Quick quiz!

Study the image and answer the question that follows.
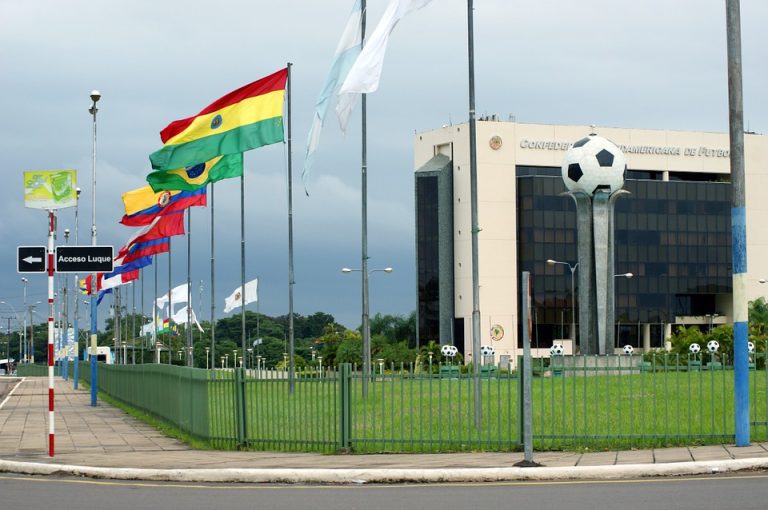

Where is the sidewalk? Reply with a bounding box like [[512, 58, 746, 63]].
[[1, 376, 768, 483]]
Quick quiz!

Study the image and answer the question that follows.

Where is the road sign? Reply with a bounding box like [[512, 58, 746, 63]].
[[55, 246, 114, 273], [17, 246, 46, 273]]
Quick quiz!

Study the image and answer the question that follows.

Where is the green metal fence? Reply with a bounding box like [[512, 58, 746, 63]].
[[39, 354, 768, 452]]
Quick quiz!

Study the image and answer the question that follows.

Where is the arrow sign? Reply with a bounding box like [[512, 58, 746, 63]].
[[17, 246, 46, 273]]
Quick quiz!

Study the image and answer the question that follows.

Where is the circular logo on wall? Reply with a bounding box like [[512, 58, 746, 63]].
[[489, 135, 502, 150], [490, 324, 504, 341]]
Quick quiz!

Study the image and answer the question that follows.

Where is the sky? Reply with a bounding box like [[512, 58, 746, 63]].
[[0, 0, 767, 331]]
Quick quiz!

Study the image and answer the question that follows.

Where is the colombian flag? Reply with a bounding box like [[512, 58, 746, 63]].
[[120, 186, 207, 226], [146, 154, 242, 192], [149, 68, 287, 171]]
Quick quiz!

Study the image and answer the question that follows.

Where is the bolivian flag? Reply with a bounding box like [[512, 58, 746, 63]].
[[146, 153, 242, 192], [149, 68, 287, 171]]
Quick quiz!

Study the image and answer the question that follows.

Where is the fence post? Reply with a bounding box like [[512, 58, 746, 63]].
[[339, 363, 351, 452], [234, 367, 246, 448]]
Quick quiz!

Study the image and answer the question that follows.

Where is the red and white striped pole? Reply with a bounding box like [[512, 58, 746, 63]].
[[47, 209, 55, 457]]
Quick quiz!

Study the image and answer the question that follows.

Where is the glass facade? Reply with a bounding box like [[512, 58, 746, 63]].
[[516, 166, 732, 348], [416, 175, 440, 343]]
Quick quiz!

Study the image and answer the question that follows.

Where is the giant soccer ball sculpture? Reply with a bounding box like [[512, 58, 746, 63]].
[[707, 340, 720, 353], [441, 345, 458, 358], [480, 345, 495, 357], [689, 343, 701, 354], [562, 136, 626, 196], [550, 344, 565, 356], [622, 344, 634, 355], [748, 341, 755, 354], [561, 133, 628, 356]]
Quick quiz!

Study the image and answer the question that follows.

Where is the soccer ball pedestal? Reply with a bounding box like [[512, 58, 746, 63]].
[[562, 134, 629, 355]]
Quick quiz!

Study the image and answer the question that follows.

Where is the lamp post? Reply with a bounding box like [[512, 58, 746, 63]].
[[73, 187, 81, 388], [89, 89, 101, 407], [205, 347, 210, 370], [705, 313, 719, 333], [342, 266, 393, 397], [547, 259, 578, 343]]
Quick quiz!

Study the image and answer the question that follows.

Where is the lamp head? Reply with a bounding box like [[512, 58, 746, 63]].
[[75, 187, 82, 197], [90, 90, 101, 103], [341, 268, 353, 273], [383, 267, 393, 273], [64, 228, 70, 236], [21, 277, 28, 283], [546, 259, 556, 265]]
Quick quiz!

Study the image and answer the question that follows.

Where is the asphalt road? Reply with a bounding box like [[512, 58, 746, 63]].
[[2, 472, 768, 510]]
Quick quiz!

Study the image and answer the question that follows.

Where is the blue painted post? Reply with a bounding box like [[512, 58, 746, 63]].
[[90, 298, 97, 406], [73, 316, 78, 389], [726, 0, 749, 446]]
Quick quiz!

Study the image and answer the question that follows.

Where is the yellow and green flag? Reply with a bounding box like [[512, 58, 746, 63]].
[[146, 153, 242, 192], [149, 68, 287, 171]]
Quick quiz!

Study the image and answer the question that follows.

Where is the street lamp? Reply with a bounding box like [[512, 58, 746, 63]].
[[547, 259, 578, 343], [205, 347, 210, 370], [89, 89, 101, 407], [1, 301, 22, 364], [342, 266, 393, 397]]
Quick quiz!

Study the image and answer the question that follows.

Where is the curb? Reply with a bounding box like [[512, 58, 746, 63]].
[[1, 458, 768, 484]]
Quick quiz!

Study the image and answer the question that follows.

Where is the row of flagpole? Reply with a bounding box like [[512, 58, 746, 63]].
[[78, 0, 439, 391]]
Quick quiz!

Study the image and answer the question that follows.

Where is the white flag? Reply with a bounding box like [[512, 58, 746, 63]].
[[171, 305, 204, 333], [224, 278, 258, 313], [337, 0, 433, 130], [304, 0, 363, 183], [156, 283, 189, 310]]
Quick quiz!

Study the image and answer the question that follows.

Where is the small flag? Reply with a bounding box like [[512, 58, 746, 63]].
[[121, 187, 206, 226], [223, 278, 258, 313], [156, 283, 190, 310], [338, 0, 433, 130], [146, 154, 243, 192], [149, 69, 288, 171], [304, 0, 362, 186], [171, 305, 205, 333], [124, 211, 185, 247], [120, 238, 170, 264]]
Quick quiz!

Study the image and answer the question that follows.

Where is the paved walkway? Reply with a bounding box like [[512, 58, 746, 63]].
[[1, 376, 768, 483]]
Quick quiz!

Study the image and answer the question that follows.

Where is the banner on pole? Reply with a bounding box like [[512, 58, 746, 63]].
[[23, 169, 77, 209]]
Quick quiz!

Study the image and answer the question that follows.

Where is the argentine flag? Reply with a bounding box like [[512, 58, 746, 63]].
[[302, 0, 363, 192]]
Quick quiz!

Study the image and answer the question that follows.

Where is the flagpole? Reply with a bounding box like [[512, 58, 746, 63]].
[[210, 182, 216, 369], [168, 239, 172, 365], [132, 278, 136, 364], [154, 254, 158, 362], [467, 0, 482, 429], [186, 207, 192, 367], [287, 62, 295, 393], [240, 164, 246, 369], [360, 0, 371, 399], [141, 267, 144, 363]]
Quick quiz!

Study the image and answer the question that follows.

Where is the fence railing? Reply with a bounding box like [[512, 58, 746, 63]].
[[19, 354, 768, 452]]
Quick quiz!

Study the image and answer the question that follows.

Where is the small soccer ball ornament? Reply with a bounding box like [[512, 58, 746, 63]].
[[550, 344, 564, 356], [480, 345, 495, 357], [707, 340, 720, 353], [561, 134, 626, 196], [441, 345, 458, 358], [689, 343, 701, 354], [622, 344, 634, 355]]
